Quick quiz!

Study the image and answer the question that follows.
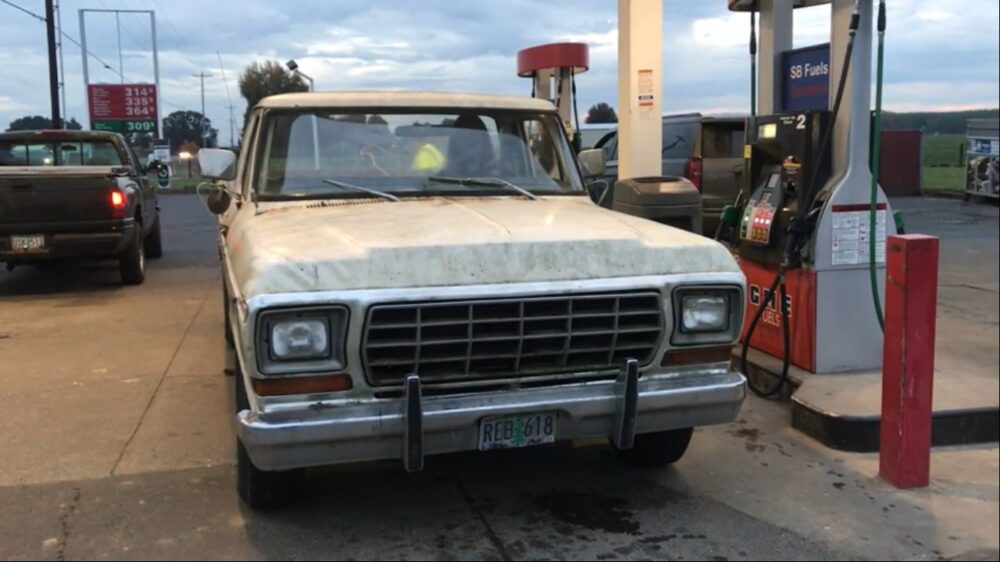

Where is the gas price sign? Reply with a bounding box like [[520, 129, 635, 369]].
[[88, 84, 158, 135]]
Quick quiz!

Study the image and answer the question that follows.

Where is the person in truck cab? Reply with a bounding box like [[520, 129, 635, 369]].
[[409, 137, 445, 173], [85, 142, 119, 166], [442, 113, 498, 177]]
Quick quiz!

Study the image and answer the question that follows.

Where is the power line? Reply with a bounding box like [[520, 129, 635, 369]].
[[2, 0, 123, 79], [97, 0, 150, 64], [3, 0, 185, 118], [0, 0, 33, 19], [146, 0, 201, 70]]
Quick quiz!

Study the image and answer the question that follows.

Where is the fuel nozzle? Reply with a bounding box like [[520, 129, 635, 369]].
[[783, 206, 823, 267], [781, 155, 802, 195]]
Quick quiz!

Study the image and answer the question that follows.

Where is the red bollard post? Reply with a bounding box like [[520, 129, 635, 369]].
[[879, 234, 939, 489]]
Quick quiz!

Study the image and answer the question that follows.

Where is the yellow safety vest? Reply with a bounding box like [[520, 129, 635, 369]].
[[411, 143, 445, 171]]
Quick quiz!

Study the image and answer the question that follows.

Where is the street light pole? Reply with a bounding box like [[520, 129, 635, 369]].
[[286, 60, 318, 168], [297, 71, 315, 92], [299, 71, 318, 168]]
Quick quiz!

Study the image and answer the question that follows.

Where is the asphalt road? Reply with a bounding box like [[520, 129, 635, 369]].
[[0, 194, 996, 561]]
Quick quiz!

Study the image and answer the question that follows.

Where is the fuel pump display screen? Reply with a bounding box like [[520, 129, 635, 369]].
[[740, 173, 781, 245], [758, 123, 778, 139], [746, 204, 777, 243]]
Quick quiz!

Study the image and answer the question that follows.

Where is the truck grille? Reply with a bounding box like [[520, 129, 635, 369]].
[[362, 291, 664, 386]]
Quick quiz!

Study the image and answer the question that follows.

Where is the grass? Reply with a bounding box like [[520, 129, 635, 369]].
[[163, 177, 204, 193], [921, 133, 966, 192]]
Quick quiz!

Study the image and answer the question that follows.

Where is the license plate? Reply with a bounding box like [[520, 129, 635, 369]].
[[479, 412, 557, 451], [11, 235, 45, 253]]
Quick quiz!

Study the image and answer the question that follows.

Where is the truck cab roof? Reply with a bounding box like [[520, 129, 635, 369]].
[[256, 91, 556, 112], [0, 130, 124, 142]]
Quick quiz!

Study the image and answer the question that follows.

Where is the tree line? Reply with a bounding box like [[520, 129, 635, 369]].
[[880, 108, 999, 134], [5, 68, 995, 149], [581, 103, 999, 135]]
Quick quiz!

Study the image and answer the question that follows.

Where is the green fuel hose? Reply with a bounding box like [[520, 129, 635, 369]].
[[869, 0, 886, 331]]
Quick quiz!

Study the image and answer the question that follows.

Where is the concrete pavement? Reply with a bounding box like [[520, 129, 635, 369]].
[[0, 194, 996, 561]]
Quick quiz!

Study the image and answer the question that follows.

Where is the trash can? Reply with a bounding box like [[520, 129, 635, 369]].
[[612, 176, 703, 234]]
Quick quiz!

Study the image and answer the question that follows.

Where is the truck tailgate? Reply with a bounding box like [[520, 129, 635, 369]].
[[0, 167, 118, 230]]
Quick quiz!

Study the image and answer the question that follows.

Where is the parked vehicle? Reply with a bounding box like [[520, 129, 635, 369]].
[[578, 123, 617, 150], [202, 91, 747, 509], [594, 113, 747, 235], [0, 130, 164, 284]]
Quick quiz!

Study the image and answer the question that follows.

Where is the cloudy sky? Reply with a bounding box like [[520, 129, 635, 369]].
[[0, 0, 997, 141]]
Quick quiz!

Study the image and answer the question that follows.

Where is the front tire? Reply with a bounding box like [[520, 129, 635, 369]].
[[234, 362, 298, 509], [615, 428, 694, 467], [119, 227, 146, 285]]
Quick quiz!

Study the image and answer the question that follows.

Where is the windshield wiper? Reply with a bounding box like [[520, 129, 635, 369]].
[[426, 176, 538, 201], [322, 179, 400, 202]]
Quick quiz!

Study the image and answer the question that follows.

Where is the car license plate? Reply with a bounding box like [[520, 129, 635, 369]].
[[11, 235, 45, 253], [479, 412, 557, 451]]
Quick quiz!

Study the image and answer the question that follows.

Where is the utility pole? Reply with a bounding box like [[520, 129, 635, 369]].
[[192, 71, 212, 141], [216, 51, 236, 147], [44, 0, 62, 129], [55, 0, 66, 122]]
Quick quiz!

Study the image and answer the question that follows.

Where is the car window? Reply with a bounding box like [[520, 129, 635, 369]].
[[702, 123, 745, 158], [0, 142, 29, 166], [0, 140, 123, 166], [596, 132, 618, 162], [254, 110, 584, 199], [239, 111, 262, 193], [662, 121, 697, 159], [579, 127, 614, 150]]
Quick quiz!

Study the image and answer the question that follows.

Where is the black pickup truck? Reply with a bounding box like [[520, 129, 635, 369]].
[[0, 130, 163, 285]]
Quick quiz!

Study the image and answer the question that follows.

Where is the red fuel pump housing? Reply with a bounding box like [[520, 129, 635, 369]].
[[739, 259, 817, 371]]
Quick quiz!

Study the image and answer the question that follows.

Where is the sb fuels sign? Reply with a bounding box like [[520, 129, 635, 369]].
[[782, 43, 830, 112], [87, 84, 158, 135]]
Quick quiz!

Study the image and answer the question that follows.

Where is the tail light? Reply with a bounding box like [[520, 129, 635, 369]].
[[685, 157, 703, 192], [109, 187, 127, 219]]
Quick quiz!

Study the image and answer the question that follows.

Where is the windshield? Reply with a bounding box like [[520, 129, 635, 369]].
[[0, 140, 124, 167], [253, 110, 585, 199]]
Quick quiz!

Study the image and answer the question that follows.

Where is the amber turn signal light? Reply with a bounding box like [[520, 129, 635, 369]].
[[661, 346, 733, 367]]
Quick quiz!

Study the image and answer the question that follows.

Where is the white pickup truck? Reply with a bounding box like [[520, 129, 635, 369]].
[[200, 91, 747, 508]]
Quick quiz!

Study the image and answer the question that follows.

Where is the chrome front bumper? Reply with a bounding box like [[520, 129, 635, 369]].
[[237, 369, 747, 472]]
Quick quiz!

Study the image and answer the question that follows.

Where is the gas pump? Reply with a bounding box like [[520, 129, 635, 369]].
[[724, 0, 895, 394], [738, 111, 831, 268], [516, 42, 589, 150]]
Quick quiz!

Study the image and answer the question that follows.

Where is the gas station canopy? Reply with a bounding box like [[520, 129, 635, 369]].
[[727, 0, 831, 11], [516, 43, 589, 77]]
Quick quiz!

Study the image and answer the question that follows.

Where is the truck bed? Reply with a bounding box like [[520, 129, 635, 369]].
[[0, 166, 121, 230]]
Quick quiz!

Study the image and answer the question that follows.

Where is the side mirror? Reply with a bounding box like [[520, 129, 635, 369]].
[[579, 148, 606, 179], [145, 160, 166, 174], [198, 148, 237, 181], [206, 188, 232, 215]]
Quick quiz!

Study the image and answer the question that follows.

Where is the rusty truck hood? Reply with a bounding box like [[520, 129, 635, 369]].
[[227, 196, 739, 299]]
